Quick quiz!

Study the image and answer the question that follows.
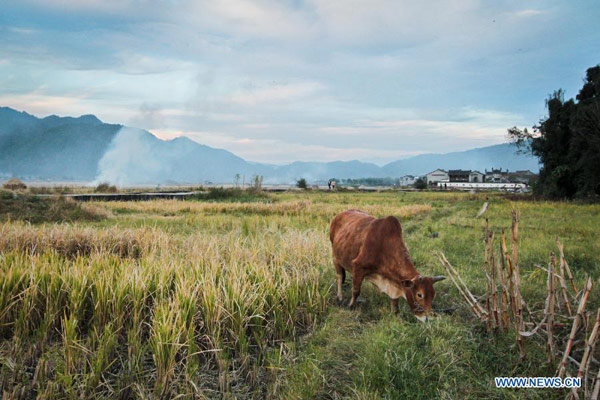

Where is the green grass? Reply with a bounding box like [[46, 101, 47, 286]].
[[0, 190, 109, 223], [189, 187, 273, 203], [0, 191, 598, 399]]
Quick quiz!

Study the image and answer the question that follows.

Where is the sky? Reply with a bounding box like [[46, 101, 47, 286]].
[[1, 1, 599, 165]]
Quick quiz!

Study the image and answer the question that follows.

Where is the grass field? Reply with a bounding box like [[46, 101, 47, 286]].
[[0, 191, 599, 399]]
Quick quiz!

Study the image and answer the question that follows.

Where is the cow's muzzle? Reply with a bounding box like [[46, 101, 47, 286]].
[[415, 314, 429, 322]]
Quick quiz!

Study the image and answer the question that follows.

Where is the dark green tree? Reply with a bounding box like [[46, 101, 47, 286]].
[[296, 178, 307, 189], [571, 66, 600, 196], [414, 177, 427, 190], [509, 65, 600, 198]]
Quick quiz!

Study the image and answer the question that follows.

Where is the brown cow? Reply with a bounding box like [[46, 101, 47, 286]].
[[330, 210, 445, 322]]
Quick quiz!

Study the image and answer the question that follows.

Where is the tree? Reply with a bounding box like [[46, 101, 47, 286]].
[[509, 65, 600, 198], [296, 178, 307, 189], [414, 177, 427, 190], [251, 175, 263, 192]]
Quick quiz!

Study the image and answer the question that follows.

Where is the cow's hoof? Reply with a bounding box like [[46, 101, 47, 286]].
[[336, 298, 344, 306], [355, 297, 366, 304]]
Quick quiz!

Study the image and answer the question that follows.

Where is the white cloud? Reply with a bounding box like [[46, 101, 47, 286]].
[[229, 82, 324, 105], [514, 9, 544, 18], [153, 128, 417, 164], [4, 0, 596, 165]]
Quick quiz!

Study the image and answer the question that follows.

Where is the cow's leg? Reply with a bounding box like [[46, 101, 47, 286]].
[[391, 298, 399, 314], [334, 262, 345, 303], [348, 272, 364, 308]]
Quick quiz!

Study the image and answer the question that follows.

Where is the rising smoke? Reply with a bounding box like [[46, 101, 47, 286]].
[[94, 127, 166, 186]]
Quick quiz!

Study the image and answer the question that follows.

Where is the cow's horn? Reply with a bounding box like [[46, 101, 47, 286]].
[[432, 275, 446, 283]]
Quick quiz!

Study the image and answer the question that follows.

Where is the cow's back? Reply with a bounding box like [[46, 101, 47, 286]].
[[330, 210, 375, 272]]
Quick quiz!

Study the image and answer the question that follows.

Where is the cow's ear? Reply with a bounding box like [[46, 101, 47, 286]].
[[402, 279, 414, 288]]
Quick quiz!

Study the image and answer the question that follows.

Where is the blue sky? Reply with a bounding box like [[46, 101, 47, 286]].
[[1, 1, 598, 164]]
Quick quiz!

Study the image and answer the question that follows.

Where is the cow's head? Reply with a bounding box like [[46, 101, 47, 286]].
[[402, 275, 446, 322]]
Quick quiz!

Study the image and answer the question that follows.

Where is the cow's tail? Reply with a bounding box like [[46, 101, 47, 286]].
[[341, 268, 346, 284]]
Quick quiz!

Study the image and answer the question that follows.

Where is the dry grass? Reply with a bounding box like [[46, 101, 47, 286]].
[[100, 199, 432, 220], [0, 223, 330, 398]]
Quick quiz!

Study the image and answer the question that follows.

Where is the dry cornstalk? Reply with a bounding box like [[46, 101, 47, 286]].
[[438, 252, 487, 319], [592, 367, 600, 400], [557, 237, 578, 294], [573, 308, 600, 399], [440, 252, 486, 314], [546, 252, 555, 364], [502, 232, 516, 318], [557, 277, 593, 378], [497, 239, 510, 329], [554, 249, 573, 316], [578, 309, 600, 380], [511, 210, 526, 360], [489, 232, 500, 331], [484, 219, 492, 331], [476, 201, 489, 218], [565, 372, 581, 400]]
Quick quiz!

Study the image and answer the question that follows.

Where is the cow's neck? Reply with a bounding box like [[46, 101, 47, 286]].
[[390, 245, 419, 280]]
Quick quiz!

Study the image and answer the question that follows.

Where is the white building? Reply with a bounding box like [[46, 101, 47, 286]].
[[469, 171, 485, 183], [485, 168, 509, 183], [426, 169, 449, 185], [437, 182, 528, 192]]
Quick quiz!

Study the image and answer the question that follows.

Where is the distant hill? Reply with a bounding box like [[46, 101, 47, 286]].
[[0, 107, 539, 185], [0, 107, 121, 180], [382, 143, 539, 176]]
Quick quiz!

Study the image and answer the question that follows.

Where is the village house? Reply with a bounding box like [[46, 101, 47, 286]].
[[469, 170, 485, 183], [427, 167, 537, 188], [448, 170, 486, 183], [485, 168, 509, 183], [448, 170, 470, 182], [426, 169, 449, 185]]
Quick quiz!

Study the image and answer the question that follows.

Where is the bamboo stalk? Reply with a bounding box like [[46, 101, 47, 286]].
[[546, 252, 555, 364], [557, 237, 578, 294], [557, 277, 593, 378]]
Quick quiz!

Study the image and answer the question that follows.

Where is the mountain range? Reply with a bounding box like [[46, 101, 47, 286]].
[[0, 107, 539, 185]]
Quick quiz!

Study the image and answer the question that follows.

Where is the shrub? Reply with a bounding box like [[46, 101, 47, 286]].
[[29, 186, 74, 194], [2, 178, 27, 191], [414, 177, 427, 190], [297, 178, 308, 189], [95, 182, 117, 193], [190, 187, 271, 203], [0, 191, 109, 223]]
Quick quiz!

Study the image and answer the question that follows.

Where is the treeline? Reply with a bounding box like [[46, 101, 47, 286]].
[[339, 177, 401, 186], [510, 65, 600, 198]]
